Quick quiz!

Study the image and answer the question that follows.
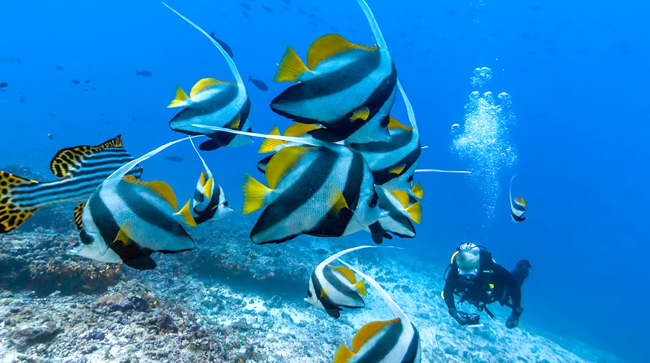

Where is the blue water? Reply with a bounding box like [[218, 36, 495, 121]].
[[1, 0, 648, 361]]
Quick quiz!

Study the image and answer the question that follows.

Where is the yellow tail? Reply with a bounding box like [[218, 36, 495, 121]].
[[0, 171, 40, 233], [242, 174, 271, 215]]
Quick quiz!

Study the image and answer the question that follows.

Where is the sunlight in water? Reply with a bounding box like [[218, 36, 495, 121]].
[[452, 68, 517, 217]]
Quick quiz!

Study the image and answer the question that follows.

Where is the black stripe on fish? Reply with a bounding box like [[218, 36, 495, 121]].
[[351, 130, 421, 185], [321, 266, 363, 308], [251, 148, 337, 244], [357, 321, 420, 362], [87, 184, 121, 250], [511, 211, 526, 222]]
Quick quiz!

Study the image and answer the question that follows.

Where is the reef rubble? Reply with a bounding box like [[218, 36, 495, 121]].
[[0, 217, 624, 363]]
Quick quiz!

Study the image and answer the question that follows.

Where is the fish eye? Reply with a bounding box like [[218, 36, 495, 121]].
[[379, 116, 389, 128], [223, 201, 229, 207], [368, 192, 379, 208], [307, 290, 312, 298]]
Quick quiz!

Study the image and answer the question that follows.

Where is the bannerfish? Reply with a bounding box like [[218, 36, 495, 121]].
[[242, 144, 383, 244], [164, 3, 253, 151], [0, 82, 8, 88], [509, 175, 526, 222], [334, 260, 421, 363], [372, 186, 420, 243], [0, 136, 142, 234], [188, 138, 231, 224], [164, 155, 184, 163], [306, 246, 376, 318], [248, 75, 269, 91], [72, 79, 80, 85], [73, 137, 197, 270], [136, 70, 153, 77], [270, 0, 397, 143], [209, 32, 234, 58], [256, 123, 321, 172]]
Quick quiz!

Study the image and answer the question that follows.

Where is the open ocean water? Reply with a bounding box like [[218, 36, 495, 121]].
[[0, 0, 648, 362]]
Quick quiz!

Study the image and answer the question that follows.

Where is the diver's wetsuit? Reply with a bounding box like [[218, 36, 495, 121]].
[[444, 250, 529, 327]]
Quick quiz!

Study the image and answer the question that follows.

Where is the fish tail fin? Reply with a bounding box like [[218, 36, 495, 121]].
[[355, 280, 367, 297], [168, 85, 190, 108], [242, 174, 271, 215], [175, 199, 198, 227], [333, 344, 355, 363], [411, 182, 424, 199], [273, 46, 310, 83], [258, 126, 286, 153], [356, 0, 389, 51], [406, 202, 421, 224], [0, 171, 41, 233], [162, 3, 244, 85]]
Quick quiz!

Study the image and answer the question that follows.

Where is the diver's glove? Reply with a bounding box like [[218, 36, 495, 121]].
[[505, 307, 524, 329], [449, 308, 480, 326]]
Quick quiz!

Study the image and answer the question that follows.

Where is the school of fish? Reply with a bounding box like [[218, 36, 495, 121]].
[[0, 1, 527, 362]]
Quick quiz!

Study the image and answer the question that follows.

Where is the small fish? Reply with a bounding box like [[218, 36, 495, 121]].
[[0, 136, 142, 233], [164, 4, 253, 151], [271, 0, 396, 143], [188, 138, 231, 224], [248, 75, 269, 91], [85, 80, 91, 84], [18, 93, 24, 103], [130, 116, 137, 122], [334, 260, 421, 363], [0, 82, 8, 88], [306, 246, 374, 318], [164, 155, 184, 163], [47, 133, 54, 140], [242, 144, 382, 244], [262, 5, 273, 13], [72, 79, 80, 85], [209, 32, 234, 58], [136, 70, 153, 77], [0, 56, 21, 64], [241, 2, 252, 11], [282, 0, 291, 4], [73, 138, 196, 270], [55, 65, 63, 71], [373, 186, 421, 243], [509, 175, 526, 222], [242, 11, 250, 18], [47, 111, 56, 118]]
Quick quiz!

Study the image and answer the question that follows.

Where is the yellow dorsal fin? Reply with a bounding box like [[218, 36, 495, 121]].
[[177, 199, 197, 227], [167, 85, 189, 108], [389, 164, 406, 175], [199, 172, 206, 186], [306, 34, 377, 70], [328, 186, 349, 217], [328, 265, 356, 284], [412, 182, 424, 199], [204, 177, 214, 199], [50, 135, 125, 178], [516, 197, 526, 207], [190, 78, 228, 98], [350, 107, 370, 122], [406, 202, 422, 224], [283, 123, 321, 137], [388, 117, 413, 131], [273, 46, 310, 83], [333, 344, 355, 363], [73, 202, 85, 230], [354, 280, 367, 297], [242, 174, 272, 215], [123, 177, 178, 212], [320, 287, 329, 298], [352, 318, 401, 352], [258, 126, 286, 153], [265, 146, 310, 189], [114, 223, 133, 246], [229, 115, 241, 130], [389, 190, 409, 209]]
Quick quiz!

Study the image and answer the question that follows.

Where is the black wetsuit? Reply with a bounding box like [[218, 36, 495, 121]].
[[444, 250, 529, 323]]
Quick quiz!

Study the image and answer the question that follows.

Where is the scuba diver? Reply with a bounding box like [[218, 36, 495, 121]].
[[443, 243, 531, 329]]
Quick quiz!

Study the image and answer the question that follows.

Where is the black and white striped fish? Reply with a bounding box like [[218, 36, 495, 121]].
[[188, 138, 231, 224], [242, 144, 383, 244], [270, 0, 396, 143], [164, 4, 253, 151], [373, 186, 421, 243], [306, 246, 375, 318], [509, 175, 526, 223], [73, 137, 197, 270], [334, 260, 421, 363], [0, 135, 142, 234]]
